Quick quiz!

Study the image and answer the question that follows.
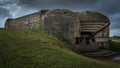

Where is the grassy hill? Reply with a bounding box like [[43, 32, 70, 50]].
[[0, 29, 119, 68], [109, 36, 120, 52]]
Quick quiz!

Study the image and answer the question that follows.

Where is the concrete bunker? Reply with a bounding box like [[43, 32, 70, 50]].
[[4, 9, 110, 52], [74, 11, 110, 52]]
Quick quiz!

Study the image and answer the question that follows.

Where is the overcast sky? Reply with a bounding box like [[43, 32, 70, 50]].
[[0, 0, 120, 36]]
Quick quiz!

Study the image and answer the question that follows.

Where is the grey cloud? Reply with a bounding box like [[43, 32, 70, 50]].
[[0, 0, 16, 6], [0, 7, 11, 18], [0, 0, 119, 18], [110, 14, 120, 29], [110, 22, 120, 29], [17, 0, 47, 9], [0, 7, 12, 27], [110, 29, 120, 36], [97, 0, 120, 15], [16, 0, 120, 15], [16, 0, 98, 10]]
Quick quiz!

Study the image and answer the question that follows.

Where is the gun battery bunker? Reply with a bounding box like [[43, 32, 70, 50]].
[[5, 9, 110, 52]]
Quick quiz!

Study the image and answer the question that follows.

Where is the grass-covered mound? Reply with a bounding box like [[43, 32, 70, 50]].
[[0, 29, 119, 68], [109, 36, 120, 52]]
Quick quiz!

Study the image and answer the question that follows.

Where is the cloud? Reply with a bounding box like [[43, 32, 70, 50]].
[[0, 7, 12, 28], [97, 0, 120, 15], [0, 18, 7, 28], [16, 0, 98, 10], [110, 14, 120, 29], [2, 3, 21, 17], [0, 7, 11, 18], [110, 29, 120, 36], [0, 0, 16, 6]]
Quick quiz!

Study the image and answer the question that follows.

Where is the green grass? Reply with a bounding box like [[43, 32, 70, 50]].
[[109, 37, 120, 52], [0, 29, 119, 68]]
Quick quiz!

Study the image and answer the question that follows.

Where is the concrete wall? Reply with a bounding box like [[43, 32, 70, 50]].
[[5, 12, 41, 29], [41, 14, 80, 45]]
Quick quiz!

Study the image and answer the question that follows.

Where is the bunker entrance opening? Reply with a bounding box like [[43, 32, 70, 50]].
[[75, 32, 95, 45]]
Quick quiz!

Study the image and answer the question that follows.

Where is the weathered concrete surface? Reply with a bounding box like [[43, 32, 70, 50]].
[[41, 9, 80, 45], [5, 12, 41, 29]]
